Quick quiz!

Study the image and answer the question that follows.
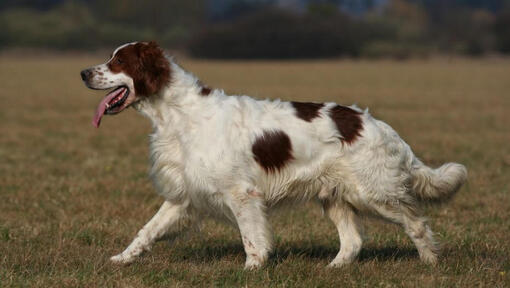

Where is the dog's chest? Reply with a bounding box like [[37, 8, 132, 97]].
[[148, 130, 229, 200], [148, 132, 187, 200], [149, 134, 239, 220]]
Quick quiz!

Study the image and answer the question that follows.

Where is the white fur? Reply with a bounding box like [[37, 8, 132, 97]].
[[94, 47, 467, 268]]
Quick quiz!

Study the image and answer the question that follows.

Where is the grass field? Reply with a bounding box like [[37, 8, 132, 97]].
[[1, 55, 509, 287]]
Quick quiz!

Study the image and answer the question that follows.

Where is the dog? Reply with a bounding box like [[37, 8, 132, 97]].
[[80, 41, 467, 269]]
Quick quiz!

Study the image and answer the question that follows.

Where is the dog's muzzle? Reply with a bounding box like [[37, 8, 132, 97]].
[[80, 69, 93, 81]]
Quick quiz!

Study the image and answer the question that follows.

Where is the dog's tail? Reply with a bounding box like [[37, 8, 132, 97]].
[[410, 161, 467, 203]]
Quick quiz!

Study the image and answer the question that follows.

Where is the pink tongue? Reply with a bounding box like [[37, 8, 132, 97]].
[[92, 87, 127, 128]]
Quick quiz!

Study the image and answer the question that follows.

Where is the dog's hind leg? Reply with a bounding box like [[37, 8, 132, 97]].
[[110, 200, 192, 264], [226, 186, 273, 270], [371, 201, 439, 265], [323, 198, 364, 267]]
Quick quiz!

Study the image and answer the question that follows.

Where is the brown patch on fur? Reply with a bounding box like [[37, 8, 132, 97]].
[[107, 41, 170, 96], [200, 87, 211, 96], [329, 105, 363, 144], [252, 130, 294, 173], [291, 101, 324, 122]]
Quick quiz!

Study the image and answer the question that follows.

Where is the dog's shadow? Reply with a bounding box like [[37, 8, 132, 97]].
[[165, 239, 420, 264], [272, 243, 420, 264]]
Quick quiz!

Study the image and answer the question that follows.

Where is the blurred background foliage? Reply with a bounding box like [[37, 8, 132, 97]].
[[1, 0, 510, 58]]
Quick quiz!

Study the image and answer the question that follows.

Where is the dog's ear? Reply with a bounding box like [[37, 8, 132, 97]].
[[133, 41, 170, 96]]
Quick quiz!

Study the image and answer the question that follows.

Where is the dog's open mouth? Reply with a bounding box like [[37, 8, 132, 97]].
[[93, 86, 131, 128]]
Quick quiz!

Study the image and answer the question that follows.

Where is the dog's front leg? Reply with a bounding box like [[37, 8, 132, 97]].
[[110, 200, 191, 264], [227, 187, 273, 270]]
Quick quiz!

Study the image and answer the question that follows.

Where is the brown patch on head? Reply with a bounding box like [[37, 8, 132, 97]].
[[252, 130, 294, 173], [200, 86, 211, 96], [291, 101, 324, 122], [108, 41, 170, 96], [329, 105, 363, 144]]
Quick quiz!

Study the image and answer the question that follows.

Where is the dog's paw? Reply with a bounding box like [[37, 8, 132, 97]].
[[244, 255, 264, 270], [110, 253, 136, 265], [327, 258, 353, 268], [420, 251, 438, 266]]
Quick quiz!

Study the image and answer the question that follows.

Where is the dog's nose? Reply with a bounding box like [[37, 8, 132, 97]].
[[80, 69, 92, 81]]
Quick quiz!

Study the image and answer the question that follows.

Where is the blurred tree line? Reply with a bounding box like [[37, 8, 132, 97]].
[[0, 0, 206, 50], [1, 0, 510, 58]]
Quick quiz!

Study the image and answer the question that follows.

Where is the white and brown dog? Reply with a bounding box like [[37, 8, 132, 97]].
[[81, 41, 467, 269]]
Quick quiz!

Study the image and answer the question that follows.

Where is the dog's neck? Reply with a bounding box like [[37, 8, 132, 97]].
[[133, 59, 214, 133]]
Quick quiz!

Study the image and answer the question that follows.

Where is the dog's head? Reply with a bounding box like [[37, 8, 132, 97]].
[[80, 41, 170, 127]]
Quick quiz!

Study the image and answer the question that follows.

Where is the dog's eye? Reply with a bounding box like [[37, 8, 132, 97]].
[[115, 58, 123, 64]]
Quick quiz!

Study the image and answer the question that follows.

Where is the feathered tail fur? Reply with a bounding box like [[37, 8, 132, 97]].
[[411, 161, 468, 203]]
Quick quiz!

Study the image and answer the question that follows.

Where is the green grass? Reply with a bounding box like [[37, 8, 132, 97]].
[[0, 55, 509, 287]]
